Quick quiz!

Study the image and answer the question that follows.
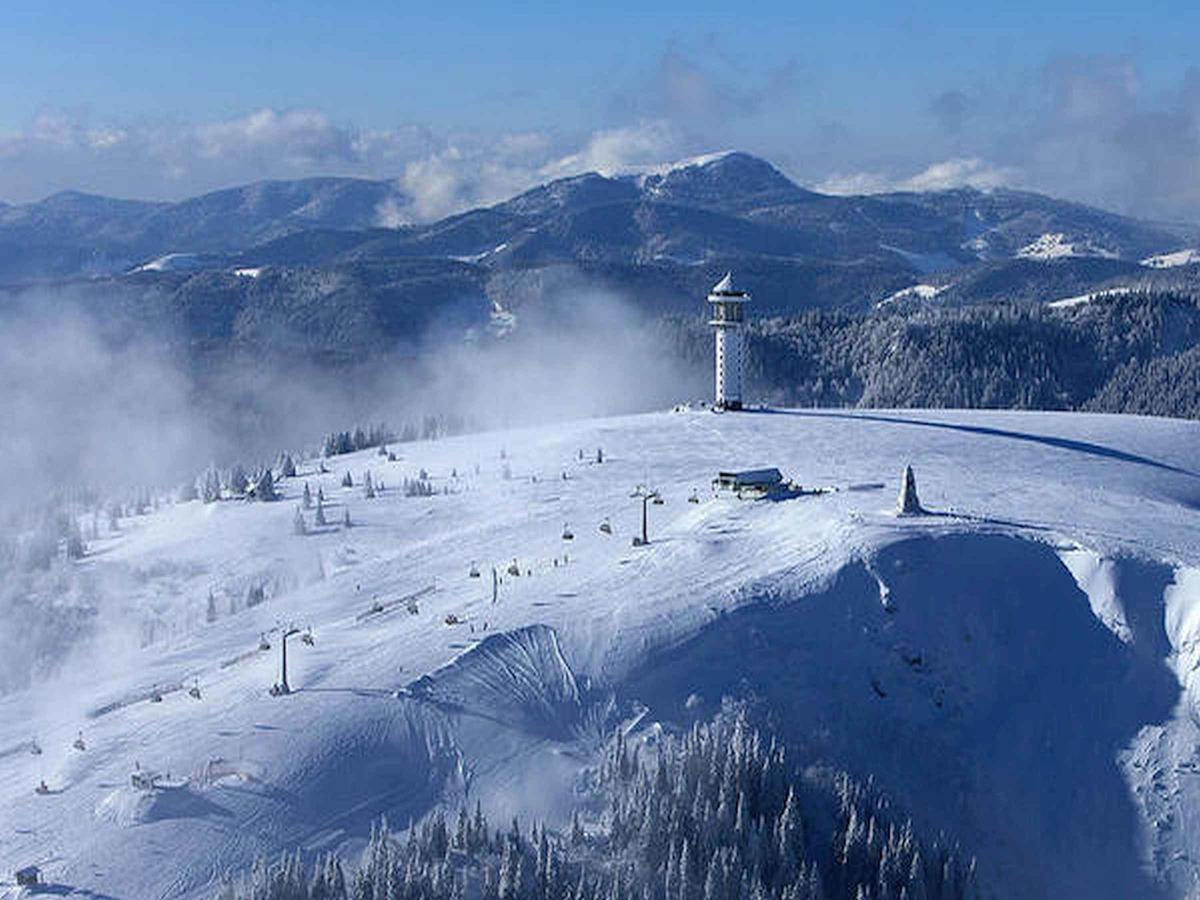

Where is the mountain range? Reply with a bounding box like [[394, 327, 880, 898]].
[[4, 151, 1200, 372]]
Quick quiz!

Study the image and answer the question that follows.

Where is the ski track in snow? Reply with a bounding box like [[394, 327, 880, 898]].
[[1, 407, 1199, 899]]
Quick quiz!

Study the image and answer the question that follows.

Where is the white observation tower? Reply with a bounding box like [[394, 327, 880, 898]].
[[707, 272, 750, 410]]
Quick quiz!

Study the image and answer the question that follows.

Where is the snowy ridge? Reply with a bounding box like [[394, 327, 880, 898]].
[[2, 409, 1200, 898], [633, 150, 737, 186], [1141, 248, 1200, 268]]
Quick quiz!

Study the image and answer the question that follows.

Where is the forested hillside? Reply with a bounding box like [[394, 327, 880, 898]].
[[655, 291, 1200, 418]]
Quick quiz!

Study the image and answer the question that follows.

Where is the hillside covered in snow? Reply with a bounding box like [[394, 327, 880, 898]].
[[1, 407, 1199, 899]]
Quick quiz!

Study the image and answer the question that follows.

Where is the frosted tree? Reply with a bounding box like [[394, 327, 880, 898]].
[[303, 482, 313, 509], [227, 465, 249, 495], [293, 507, 308, 536], [343, 507, 352, 528], [202, 467, 222, 503], [65, 519, 86, 560], [278, 453, 297, 479], [256, 469, 278, 501], [341, 471, 353, 488], [363, 472, 375, 499], [179, 478, 198, 502], [206, 590, 218, 623], [315, 497, 327, 527]]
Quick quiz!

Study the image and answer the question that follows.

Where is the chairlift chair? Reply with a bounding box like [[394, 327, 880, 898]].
[[73, 731, 86, 752], [562, 523, 574, 540], [469, 562, 481, 578], [300, 628, 315, 646], [258, 633, 271, 652], [599, 519, 612, 534], [35, 779, 50, 795], [188, 680, 202, 700]]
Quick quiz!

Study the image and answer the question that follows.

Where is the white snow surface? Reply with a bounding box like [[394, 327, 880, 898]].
[[1047, 286, 1135, 309], [634, 150, 736, 185], [1016, 232, 1119, 260], [876, 283, 946, 307], [3, 408, 1200, 899], [1142, 249, 1200, 269], [129, 253, 205, 274]]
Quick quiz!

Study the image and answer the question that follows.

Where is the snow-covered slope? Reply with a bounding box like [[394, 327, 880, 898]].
[[1016, 232, 1119, 260], [2, 409, 1199, 899]]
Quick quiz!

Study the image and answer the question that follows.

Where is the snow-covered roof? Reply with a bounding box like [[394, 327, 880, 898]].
[[716, 468, 783, 485], [709, 272, 749, 299]]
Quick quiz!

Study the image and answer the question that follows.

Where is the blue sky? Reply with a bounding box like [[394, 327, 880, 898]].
[[3, 1, 1200, 220]]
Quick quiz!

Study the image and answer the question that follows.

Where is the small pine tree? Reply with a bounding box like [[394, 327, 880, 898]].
[[342, 507, 352, 528], [293, 506, 307, 536], [227, 464, 249, 495], [278, 453, 297, 479], [206, 590, 218, 623], [341, 471, 353, 488], [363, 472, 375, 499], [303, 482, 313, 509], [65, 519, 86, 559], [315, 497, 327, 527], [256, 469, 278, 501]]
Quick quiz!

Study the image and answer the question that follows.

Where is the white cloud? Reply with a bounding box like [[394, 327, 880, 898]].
[[899, 158, 1016, 192], [541, 121, 682, 179], [814, 157, 1017, 196]]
